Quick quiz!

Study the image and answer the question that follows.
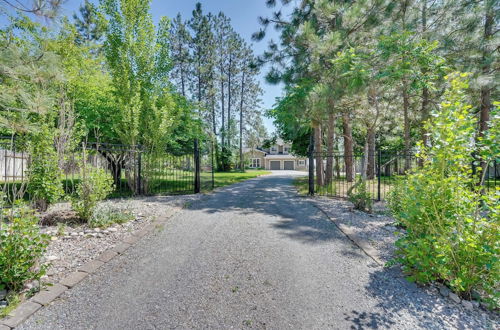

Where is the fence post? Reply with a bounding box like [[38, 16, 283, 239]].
[[377, 149, 381, 201], [194, 139, 201, 193], [308, 133, 315, 196]]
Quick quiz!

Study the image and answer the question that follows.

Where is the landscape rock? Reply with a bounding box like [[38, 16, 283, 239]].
[[449, 292, 461, 303], [439, 285, 450, 297], [462, 300, 474, 311]]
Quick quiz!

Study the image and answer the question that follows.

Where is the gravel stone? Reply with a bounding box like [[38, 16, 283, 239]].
[[16, 173, 498, 329], [439, 286, 451, 297], [35, 197, 186, 285], [462, 300, 474, 311], [449, 292, 461, 303], [309, 197, 403, 263]]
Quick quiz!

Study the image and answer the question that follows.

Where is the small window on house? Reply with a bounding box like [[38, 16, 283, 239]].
[[284, 147, 289, 154], [271, 147, 276, 152], [250, 158, 261, 168], [298, 160, 305, 166]]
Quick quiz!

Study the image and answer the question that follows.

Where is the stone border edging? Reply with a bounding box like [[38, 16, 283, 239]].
[[310, 199, 384, 266], [0, 207, 183, 329]]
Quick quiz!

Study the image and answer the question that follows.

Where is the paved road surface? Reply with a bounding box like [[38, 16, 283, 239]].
[[19, 172, 495, 329]]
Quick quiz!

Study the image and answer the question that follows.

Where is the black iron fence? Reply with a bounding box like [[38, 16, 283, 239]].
[[0, 137, 214, 205], [308, 151, 499, 201]]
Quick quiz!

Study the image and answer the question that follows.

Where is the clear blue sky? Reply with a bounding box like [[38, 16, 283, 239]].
[[3, 0, 289, 134]]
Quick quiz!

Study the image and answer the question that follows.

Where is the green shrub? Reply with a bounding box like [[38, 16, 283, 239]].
[[388, 73, 499, 307], [217, 146, 233, 172], [72, 167, 114, 222], [0, 204, 49, 292], [27, 127, 63, 211], [89, 203, 135, 228], [347, 176, 373, 213]]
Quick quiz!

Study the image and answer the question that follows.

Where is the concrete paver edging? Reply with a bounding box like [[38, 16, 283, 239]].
[[0, 207, 183, 329], [311, 201, 384, 266]]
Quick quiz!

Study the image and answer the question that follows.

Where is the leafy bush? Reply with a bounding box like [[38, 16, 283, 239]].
[[217, 145, 233, 172], [89, 203, 135, 228], [347, 176, 373, 213], [0, 204, 49, 292], [72, 167, 114, 222], [388, 74, 499, 307], [27, 127, 64, 211]]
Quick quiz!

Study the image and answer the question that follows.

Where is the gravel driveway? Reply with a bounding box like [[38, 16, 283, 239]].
[[18, 172, 497, 329]]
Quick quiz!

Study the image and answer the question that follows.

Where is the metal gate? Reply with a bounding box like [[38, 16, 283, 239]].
[[0, 137, 215, 205]]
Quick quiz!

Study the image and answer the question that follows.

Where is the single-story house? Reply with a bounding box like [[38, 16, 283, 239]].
[[243, 139, 308, 171]]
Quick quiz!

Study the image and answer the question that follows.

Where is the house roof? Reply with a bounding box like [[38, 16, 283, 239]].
[[265, 154, 303, 160], [242, 147, 266, 154]]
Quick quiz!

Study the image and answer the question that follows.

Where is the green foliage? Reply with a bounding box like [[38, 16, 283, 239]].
[[217, 145, 234, 172], [88, 203, 135, 228], [347, 176, 373, 213], [27, 127, 64, 211], [72, 167, 114, 222], [0, 292, 20, 318], [0, 204, 49, 292], [73, 0, 107, 45], [0, 16, 63, 136], [102, 0, 174, 149], [267, 82, 314, 156], [388, 74, 499, 307]]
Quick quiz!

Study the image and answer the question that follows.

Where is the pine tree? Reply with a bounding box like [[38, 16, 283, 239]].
[[73, 0, 106, 45], [169, 13, 191, 97]]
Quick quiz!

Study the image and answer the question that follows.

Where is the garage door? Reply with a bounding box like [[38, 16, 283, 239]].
[[270, 161, 281, 170], [284, 161, 294, 170]]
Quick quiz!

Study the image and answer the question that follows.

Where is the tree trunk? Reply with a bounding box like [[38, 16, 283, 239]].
[[220, 75, 225, 146], [342, 113, 355, 182], [313, 121, 324, 186], [366, 127, 376, 180], [403, 79, 411, 171], [227, 54, 232, 148], [362, 140, 368, 180], [325, 110, 335, 185], [419, 0, 429, 168], [179, 33, 186, 97], [478, 0, 493, 185], [239, 67, 246, 170], [97, 149, 123, 188]]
